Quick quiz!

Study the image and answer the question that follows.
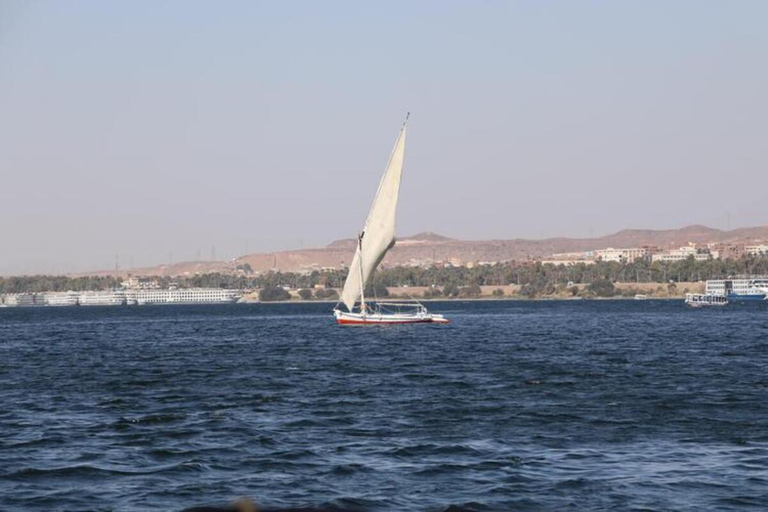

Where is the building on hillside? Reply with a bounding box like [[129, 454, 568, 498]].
[[446, 258, 462, 267], [121, 276, 160, 290], [550, 251, 594, 259], [652, 244, 715, 262], [541, 258, 596, 266], [595, 247, 651, 263], [706, 243, 743, 260], [745, 245, 768, 256], [542, 251, 595, 266]]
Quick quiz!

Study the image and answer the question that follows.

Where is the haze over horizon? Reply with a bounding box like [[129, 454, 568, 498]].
[[2, 1, 767, 275]]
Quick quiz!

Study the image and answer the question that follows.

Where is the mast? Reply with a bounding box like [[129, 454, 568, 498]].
[[358, 232, 365, 314]]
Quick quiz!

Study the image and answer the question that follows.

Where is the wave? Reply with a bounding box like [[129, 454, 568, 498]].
[[7, 463, 189, 479]]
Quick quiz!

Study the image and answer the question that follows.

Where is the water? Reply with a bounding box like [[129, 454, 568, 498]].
[[1, 300, 767, 511]]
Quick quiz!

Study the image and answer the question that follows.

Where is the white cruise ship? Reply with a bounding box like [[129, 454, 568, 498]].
[[0, 293, 42, 307], [705, 278, 768, 301], [44, 292, 80, 306], [78, 291, 128, 306], [129, 288, 240, 305], [2, 288, 241, 307]]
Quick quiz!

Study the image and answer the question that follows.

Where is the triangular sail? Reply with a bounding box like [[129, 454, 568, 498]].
[[340, 121, 407, 311]]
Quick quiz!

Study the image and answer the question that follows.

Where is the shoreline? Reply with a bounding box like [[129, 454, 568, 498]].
[[244, 296, 685, 304], [0, 296, 686, 309]]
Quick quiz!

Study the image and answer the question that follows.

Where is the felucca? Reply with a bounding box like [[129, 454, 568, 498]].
[[333, 115, 448, 325]]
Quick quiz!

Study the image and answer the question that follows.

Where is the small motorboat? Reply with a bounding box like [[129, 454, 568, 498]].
[[685, 293, 728, 307]]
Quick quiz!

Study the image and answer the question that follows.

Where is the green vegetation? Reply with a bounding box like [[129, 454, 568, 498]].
[[258, 286, 291, 301], [458, 284, 482, 298], [587, 278, 615, 297], [0, 275, 121, 294], [442, 283, 460, 297], [297, 288, 313, 300], [313, 288, 339, 300], [4, 255, 768, 300], [422, 286, 444, 298], [235, 263, 253, 274], [520, 275, 555, 298], [364, 282, 390, 298]]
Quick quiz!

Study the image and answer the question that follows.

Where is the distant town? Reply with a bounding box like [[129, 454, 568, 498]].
[[3, 225, 768, 306], [543, 242, 768, 266], [44, 224, 768, 277]]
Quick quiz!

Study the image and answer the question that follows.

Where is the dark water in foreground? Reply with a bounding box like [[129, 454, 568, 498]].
[[1, 300, 768, 511]]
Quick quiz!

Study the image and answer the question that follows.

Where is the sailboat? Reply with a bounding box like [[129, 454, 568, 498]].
[[333, 115, 449, 325]]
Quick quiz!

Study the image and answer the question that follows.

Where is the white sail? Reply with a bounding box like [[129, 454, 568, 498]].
[[340, 121, 407, 311]]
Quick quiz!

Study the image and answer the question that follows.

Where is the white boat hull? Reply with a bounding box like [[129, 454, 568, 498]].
[[334, 308, 449, 325]]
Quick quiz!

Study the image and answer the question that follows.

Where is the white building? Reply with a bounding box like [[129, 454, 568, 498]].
[[652, 245, 713, 262], [541, 258, 595, 266], [595, 247, 650, 263], [121, 277, 160, 289], [745, 245, 768, 256], [542, 251, 595, 266]]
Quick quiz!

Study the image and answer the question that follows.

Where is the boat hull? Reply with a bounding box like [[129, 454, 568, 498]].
[[726, 293, 766, 302], [334, 309, 449, 325]]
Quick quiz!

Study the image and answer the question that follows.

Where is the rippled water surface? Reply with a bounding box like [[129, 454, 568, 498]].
[[2, 300, 768, 511]]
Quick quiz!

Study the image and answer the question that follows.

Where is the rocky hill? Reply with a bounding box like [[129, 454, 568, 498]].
[[112, 225, 768, 277]]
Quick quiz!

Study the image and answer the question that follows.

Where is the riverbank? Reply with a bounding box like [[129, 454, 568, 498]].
[[239, 282, 704, 303]]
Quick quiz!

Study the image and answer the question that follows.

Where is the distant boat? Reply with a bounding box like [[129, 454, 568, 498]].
[[78, 291, 127, 306], [685, 293, 728, 307], [634, 294, 648, 301], [705, 278, 768, 302], [45, 292, 80, 306], [333, 115, 448, 325]]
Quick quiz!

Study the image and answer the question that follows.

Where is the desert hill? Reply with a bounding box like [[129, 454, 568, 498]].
[[108, 224, 768, 277]]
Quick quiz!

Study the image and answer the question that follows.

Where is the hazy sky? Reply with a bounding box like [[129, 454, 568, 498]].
[[1, 1, 767, 274]]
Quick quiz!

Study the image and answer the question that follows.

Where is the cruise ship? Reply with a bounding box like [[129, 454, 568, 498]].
[[78, 291, 128, 306], [1, 288, 241, 307], [129, 288, 240, 305], [705, 278, 768, 301], [44, 292, 81, 306], [0, 293, 45, 307]]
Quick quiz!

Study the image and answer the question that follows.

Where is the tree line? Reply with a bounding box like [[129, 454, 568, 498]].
[[2, 255, 768, 295]]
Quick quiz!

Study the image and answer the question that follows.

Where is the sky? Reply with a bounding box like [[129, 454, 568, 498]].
[[1, 1, 767, 274]]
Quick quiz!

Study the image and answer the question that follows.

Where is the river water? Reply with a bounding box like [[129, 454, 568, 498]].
[[1, 300, 767, 511]]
